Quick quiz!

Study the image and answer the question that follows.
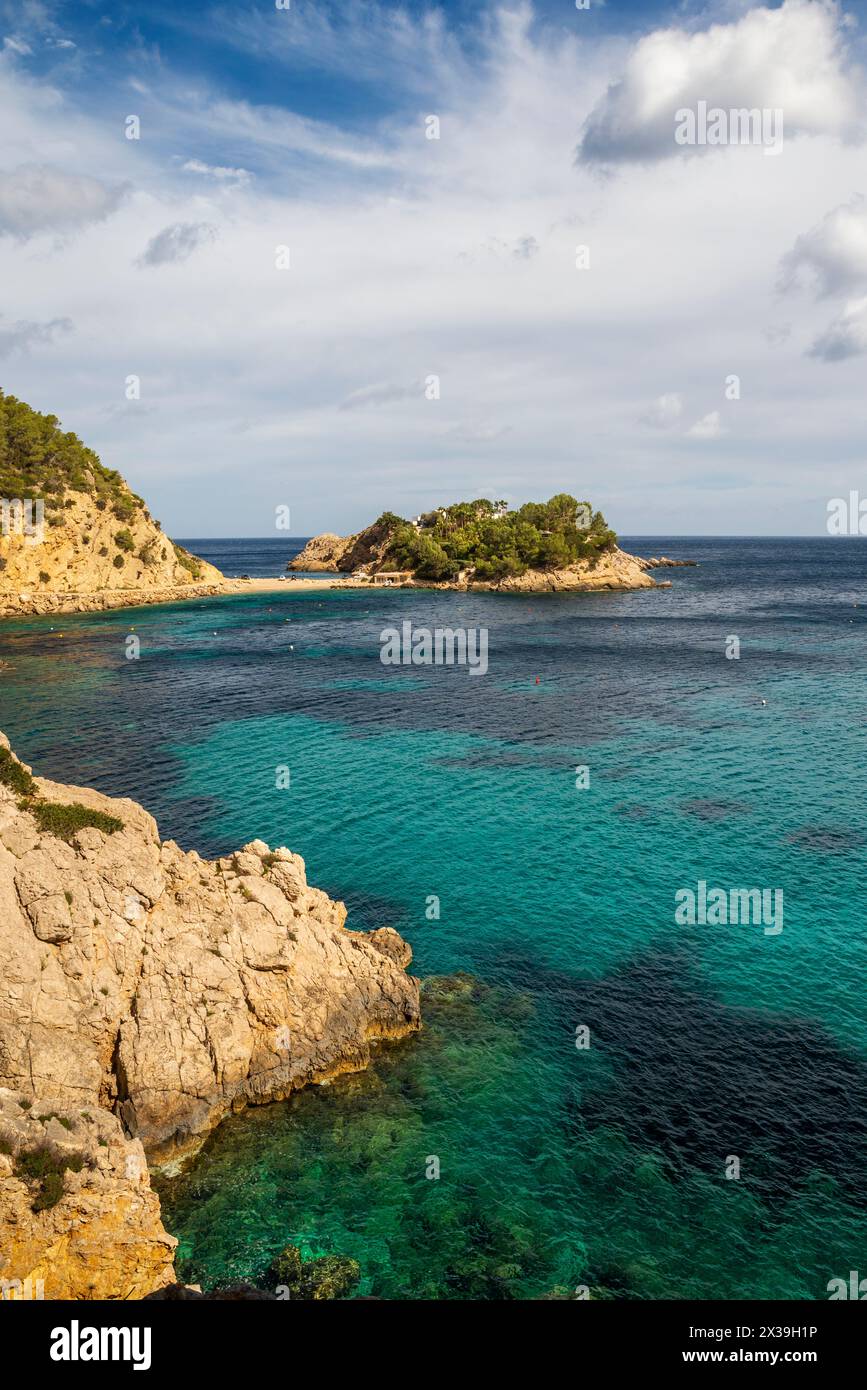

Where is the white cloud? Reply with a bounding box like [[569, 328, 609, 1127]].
[[688, 411, 726, 440], [780, 199, 867, 360], [180, 158, 252, 184], [339, 381, 422, 411], [779, 198, 867, 297], [0, 164, 128, 238], [643, 392, 683, 428], [808, 294, 867, 360], [578, 0, 863, 164], [2, 36, 32, 56], [0, 1, 864, 536]]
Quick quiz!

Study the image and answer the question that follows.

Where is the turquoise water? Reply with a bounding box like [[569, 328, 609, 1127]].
[[1, 537, 866, 1298]]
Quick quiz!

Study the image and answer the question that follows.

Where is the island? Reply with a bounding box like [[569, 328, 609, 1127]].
[[290, 497, 688, 592]]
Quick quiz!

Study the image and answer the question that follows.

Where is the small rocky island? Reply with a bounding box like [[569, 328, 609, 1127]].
[[0, 733, 419, 1298], [290, 496, 692, 593]]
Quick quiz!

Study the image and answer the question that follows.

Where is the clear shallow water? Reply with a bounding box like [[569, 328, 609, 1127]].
[[1, 537, 866, 1299]]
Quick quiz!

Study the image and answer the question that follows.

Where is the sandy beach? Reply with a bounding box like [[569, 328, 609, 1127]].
[[221, 575, 351, 596]]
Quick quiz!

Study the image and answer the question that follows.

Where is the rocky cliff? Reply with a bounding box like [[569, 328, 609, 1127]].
[[0, 732, 420, 1296], [0, 1086, 176, 1300], [0, 390, 223, 616]]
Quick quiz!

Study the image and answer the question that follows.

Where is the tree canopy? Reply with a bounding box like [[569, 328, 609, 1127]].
[[382, 495, 617, 580], [0, 389, 144, 522]]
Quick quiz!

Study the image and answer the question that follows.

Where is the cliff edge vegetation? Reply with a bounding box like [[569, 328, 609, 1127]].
[[0, 390, 223, 615]]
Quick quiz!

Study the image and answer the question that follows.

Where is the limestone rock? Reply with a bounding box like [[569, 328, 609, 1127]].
[[0, 734, 420, 1163], [0, 1086, 176, 1300]]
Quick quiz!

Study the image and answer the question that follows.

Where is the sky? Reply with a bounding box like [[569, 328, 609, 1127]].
[[0, 0, 865, 537]]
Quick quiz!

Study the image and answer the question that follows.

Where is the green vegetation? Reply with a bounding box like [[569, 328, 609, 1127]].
[[172, 542, 204, 579], [15, 1145, 84, 1213], [112, 554, 125, 569], [114, 528, 135, 552], [0, 746, 35, 796], [0, 389, 143, 517], [381, 495, 617, 581], [26, 800, 124, 844], [265, 1244, 361, 1300]]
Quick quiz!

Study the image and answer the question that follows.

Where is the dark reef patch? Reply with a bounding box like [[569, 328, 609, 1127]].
[[491, 944, 867, 1212], [680, 797, 752, 822], [784, 826, 867, 855]]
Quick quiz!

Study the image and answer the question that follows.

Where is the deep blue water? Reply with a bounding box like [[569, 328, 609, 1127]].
[[1, 536, 866, 1299], [177, 536, 330, 579]]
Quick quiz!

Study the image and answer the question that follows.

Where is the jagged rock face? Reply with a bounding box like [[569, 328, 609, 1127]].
[[0, 490, 223, 615], [288, 519, 397, 573], [288, 532, 349, 571], [0, 734, 420, 1163], [0, 1086, 176, 1300]]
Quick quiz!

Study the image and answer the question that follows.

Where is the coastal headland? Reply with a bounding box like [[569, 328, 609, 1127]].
[[0, 732, 419, 1297]]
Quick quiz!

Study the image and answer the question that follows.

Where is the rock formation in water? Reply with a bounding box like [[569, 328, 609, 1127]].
[[0, 390, 223, 616], [0, 732, 420, 1296], [289, 498, 675, 593]]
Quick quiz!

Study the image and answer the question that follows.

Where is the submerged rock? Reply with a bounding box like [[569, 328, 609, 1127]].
[[265, 1245, 361, 1300]]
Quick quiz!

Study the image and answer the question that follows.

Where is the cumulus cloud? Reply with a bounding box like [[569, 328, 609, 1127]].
[[688, 411, 725, 440], [578, 0, 862, 164], [0, 314, 72, 358], [779, 199, 867, 298], [643, 392, 683, 428], [808, 296, 867, 361], [0, 0, 864, 535], [0, 165, 128, 238], [780, 200, 867, 361], [136, 221, 218, 267]]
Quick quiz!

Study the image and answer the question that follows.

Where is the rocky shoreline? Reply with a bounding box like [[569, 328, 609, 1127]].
[[0, 581, 226, 619], [0, 733, 419, 1298]]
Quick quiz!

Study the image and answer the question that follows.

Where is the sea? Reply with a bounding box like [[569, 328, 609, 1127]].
[[1, 535, 865, 1300]]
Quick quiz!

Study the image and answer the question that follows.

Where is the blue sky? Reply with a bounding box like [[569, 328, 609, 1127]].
[[0, 0, 865, 536]]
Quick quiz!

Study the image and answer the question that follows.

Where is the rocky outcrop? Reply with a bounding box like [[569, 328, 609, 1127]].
[[468, 546, 655, 593], [0, 733, 420, 1166], [638, 556, 698, 570], [0, 389, 223, 616], [291, 531, 662, 593], [0, 490, 223, 616], [0, 1086, 176, 1300], [288, 533, 349, 571], [289, 516, 402, 574]]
